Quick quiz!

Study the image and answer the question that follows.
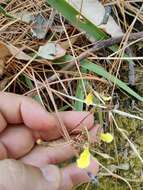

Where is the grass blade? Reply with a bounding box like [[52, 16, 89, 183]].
[[81, 59, 143, 102], [74, 67, 88, 111], [0, 5, 14, 18], [46, 0, 108, 40]]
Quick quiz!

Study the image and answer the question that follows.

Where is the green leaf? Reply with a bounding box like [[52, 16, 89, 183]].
[[81, 59, 143, 102], [74, 67, 87, 111], [46, 0, 108, 40]]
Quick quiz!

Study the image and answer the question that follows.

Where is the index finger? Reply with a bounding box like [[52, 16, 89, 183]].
[[0, 93, 94, 140]]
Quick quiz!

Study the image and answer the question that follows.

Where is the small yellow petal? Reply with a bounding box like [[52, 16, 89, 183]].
[[100, 133, 113, 143], [77, 157, 90, 169], [85, 93, 94, 105], [76, 147, 90, 169]]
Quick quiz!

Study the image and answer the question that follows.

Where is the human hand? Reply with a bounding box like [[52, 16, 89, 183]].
[[0, 92, 99, 190]]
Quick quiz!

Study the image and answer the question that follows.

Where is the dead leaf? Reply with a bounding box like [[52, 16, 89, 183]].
[[0, 41, 31, 75], [0, 41, 31, 61], [31, 14, 49, 39], [38, 42, 66, 60], [14, 12, 49, 39], [13, 11, 34, 23], [0, 41, 10, 76], [68, 0, 123, 38], [0, 41, 10, 58], [6, 43, 31, 61], [60, 36, 78, 50], [0, 59, 4, 76]]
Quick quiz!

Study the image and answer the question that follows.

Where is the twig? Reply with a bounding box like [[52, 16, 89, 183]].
[[48, 31, 143, 82], [100, 5, 112, 25], [47, 9, 56, 30], [126, 47, 135, 85]]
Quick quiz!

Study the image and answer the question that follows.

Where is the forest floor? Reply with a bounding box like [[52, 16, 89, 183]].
[[0, 0, 143, 189]]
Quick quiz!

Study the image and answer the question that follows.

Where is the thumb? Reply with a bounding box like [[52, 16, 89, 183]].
[[0, 159, 61, 190]]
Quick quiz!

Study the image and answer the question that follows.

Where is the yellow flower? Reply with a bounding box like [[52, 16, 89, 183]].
[[85, 93, 94, 105], [100, 133, 113, 143], [76, 147, 90, 169]]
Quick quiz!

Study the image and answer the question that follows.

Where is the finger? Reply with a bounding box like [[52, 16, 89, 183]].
[[0, 159, 61, 190], [0, 125, 34, 158], [21, 125, 100, 167], [0, 123, 99, 161], [0, 93, 94, 140], [50, 160, 99, 190], [0, 159, 98, 190], [21, 142, 75, 167], [0, 142, 7, 159], [39, 111, 94, 140], [0, 112, 7, 132], [0, 92, 56, 127]]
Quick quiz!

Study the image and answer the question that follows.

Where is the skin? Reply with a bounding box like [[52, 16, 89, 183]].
[[0, 92, 99, 190]]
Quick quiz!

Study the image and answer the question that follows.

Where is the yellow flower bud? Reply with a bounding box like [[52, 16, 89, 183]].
[[100, 133, 113, 143], [85, 93, 94, 105]]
